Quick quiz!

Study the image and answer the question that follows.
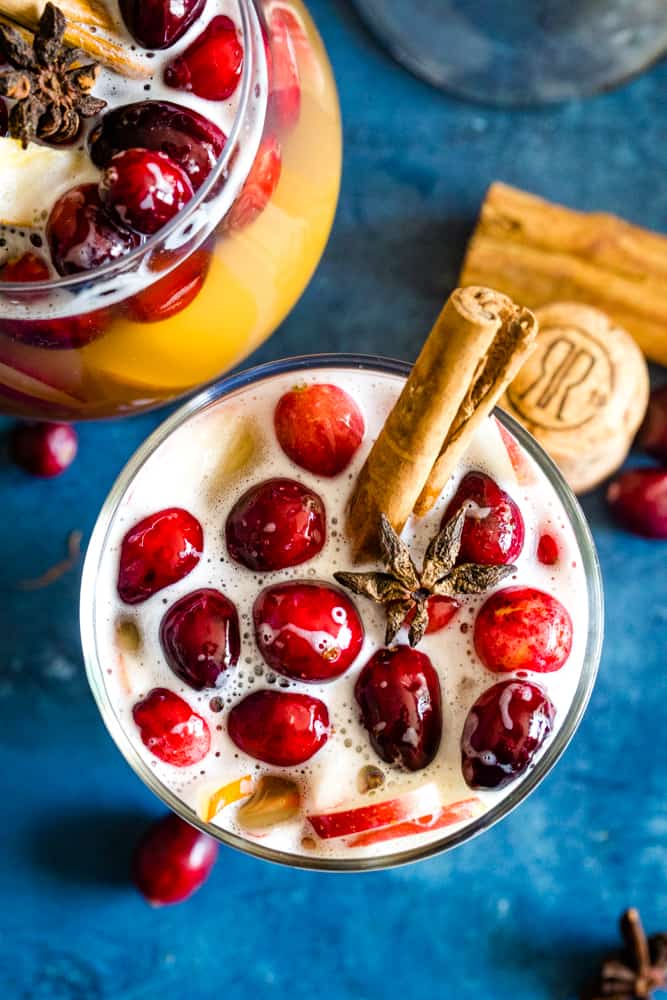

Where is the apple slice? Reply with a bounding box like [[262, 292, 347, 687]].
[[307, 783, 441, 840], [201, 775, 255, 823], [348, 797, 482, 848]]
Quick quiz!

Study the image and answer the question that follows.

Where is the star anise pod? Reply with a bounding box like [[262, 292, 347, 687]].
[[0, 3, 106, 148], [334, 505, 515, 647], [585, 909, 667, 1000]]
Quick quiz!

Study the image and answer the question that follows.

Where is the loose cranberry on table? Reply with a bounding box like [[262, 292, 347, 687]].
[[89, 102, 226, 191], [355, 645, 442, 772], [46, 184, 140, 276], [442, 471, 525, 565], [99, 149, 194, 236], [0, 252, 110, 349], [224, 135, 281, 231], [474, 586, 573, 674], [253, 581, 364, 682], [133, 688, 210, 766], [266, 8, 301, 133], [461, 679, 556, 789], [405, 595, 459, 635], [133, 813, 218, 907], [225, 477, 325, 571], [9, 421, 77, 477], [164, 16, 244, 101], [228, 689, 329, 766], [160, 588, 240, 690], [637, 386, 667, 464], [117, 507, 203, 604], [123, 245, 212, 323], [607, 468, 667, 539], [274, 384, 365, 477], [119, 0, 205, 50]]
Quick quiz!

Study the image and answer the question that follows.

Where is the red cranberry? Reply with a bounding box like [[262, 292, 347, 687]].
[[9, 421, 77, 477], [443, 471, 525, 564], [133, 688, 210, 766], [267, 8, 301, 133], [228, 689, 329, 766], [537, 533, 559, 565], [253, 581, 364, 682], [164, 15, 243, 100], [119, 0, 205, 49], [89, 101, 226, 191], [607, 468, 667, 539], [100, 149, 194, 236], [638, 386, 667, 464], [0, 252, 111, 349], [274, 383, 365, 477], [225, 477, 325, 571], [405, 595, 460, 635], [133, 813, 218, 907], [160, 588, 240, 690], [461, 679, 556, 789], [46, 184, 140, 276], [117, 507, 203, 605], [0, 99, 7, 136], [123, 245, 212, 323], [355, 645, 442, 772], [224, 135, 281, 231], [474, 586, 573, 674]]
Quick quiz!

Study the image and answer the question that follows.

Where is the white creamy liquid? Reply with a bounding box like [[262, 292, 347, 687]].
[[92, 367, 590, 860]]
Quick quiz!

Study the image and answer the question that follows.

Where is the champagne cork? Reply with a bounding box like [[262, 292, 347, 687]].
[[500, 302, 649, 494]]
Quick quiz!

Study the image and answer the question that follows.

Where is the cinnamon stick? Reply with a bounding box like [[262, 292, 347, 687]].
[[0, 5, 152, 78], [460, 182, 667, 366], [0, 0, 114, 30], [346, 287, 538, 560]]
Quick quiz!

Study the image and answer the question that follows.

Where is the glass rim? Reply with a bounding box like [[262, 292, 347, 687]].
[[0, 0, 261, 295], [80, 352, 604, 873]]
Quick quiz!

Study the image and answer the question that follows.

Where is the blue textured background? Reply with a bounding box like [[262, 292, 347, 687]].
[[1, 3, 666, 997]]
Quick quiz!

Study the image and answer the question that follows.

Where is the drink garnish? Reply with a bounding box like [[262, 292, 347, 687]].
[[334, 506, 514, 647], [0, 3, 106, 146]]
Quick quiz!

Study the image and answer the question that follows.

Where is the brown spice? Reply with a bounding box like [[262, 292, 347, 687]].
[[584, 908, 667, 1000]]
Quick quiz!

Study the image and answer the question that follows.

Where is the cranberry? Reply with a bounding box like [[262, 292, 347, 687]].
[[537, 533, 559, 565], [9, 421, 77, 477], [160, 588, 240, 690], [89, 102, 226, 191], [405, 595, 460, 635], [253, 581, 364, 682], [638, 386, 667, 464], [164, 15, 243, 100], [607, 468, 667, 539], [46, 184, 140, 276], [117, 507, 203, 605], [228, 689, 329, 766], [133, 688, 210, 766], [119, 0, 205, 50], [267, 8, 301, 133], [123, 245, 212, 323], [224, 135, 281, 231], [0, 252, 110, 349], [474, 586, 573, 674], [274, 383, 365, 478], [0, 99, 7, 136], [442, 471, 524, 565], [133, 813, 218, 906], [461, 679, 556, 789], [99, 149, 194, 236], [225, 477, 325, 571], [355, 645, 442, 772]]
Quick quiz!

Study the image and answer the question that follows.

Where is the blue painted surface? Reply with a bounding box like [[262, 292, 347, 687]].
[[1, 3, 666, 997]]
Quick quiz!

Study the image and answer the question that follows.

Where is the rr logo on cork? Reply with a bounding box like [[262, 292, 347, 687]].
[[507, 325, 614, 431]]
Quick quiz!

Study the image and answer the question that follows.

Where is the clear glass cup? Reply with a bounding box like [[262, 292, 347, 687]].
[[352, 0, 667, 106], [0, 2, 341, 419], [81, 354, 604, 871]]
